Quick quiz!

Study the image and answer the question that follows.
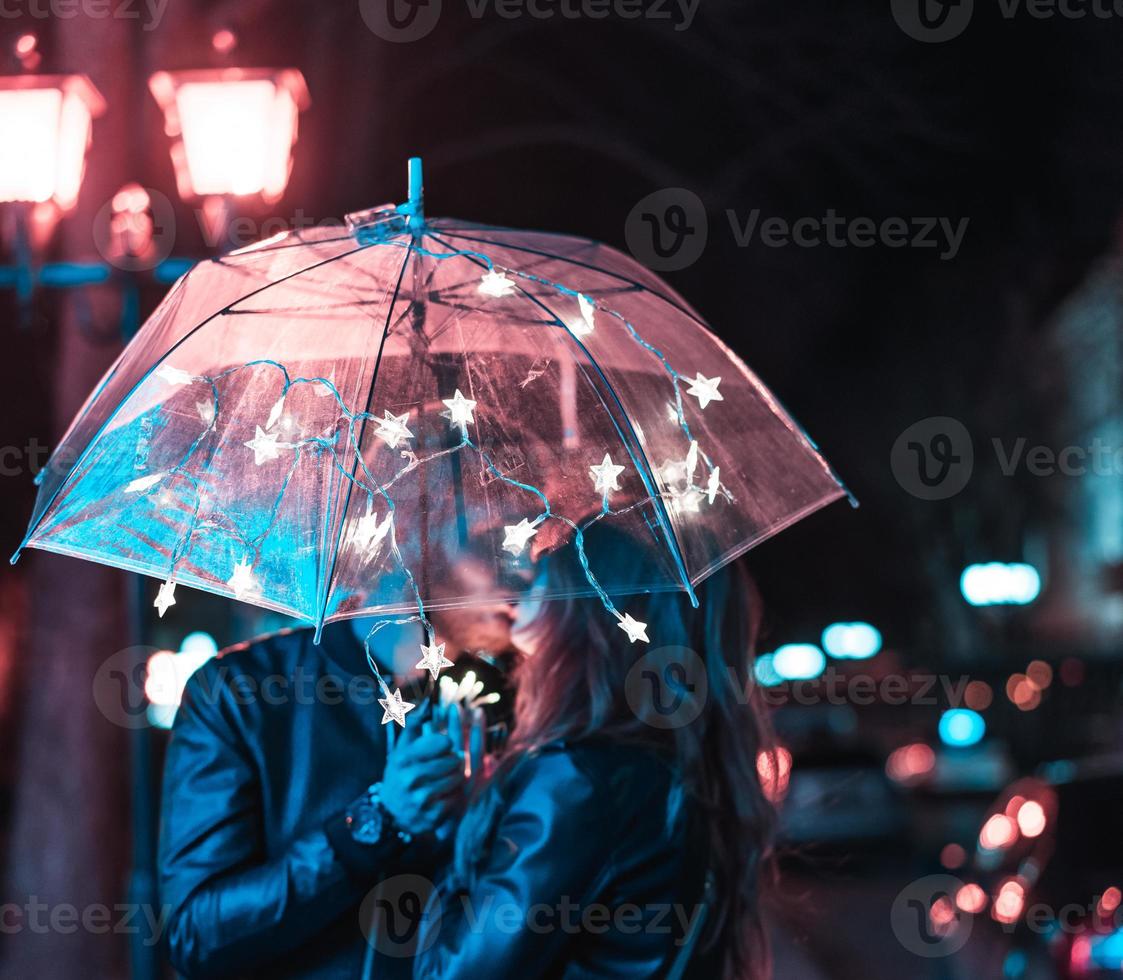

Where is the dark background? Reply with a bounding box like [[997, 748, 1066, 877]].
[[3, 1, 1123, 977]]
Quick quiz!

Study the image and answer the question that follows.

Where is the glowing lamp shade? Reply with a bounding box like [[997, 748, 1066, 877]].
[[148, 68, 310, 203], [0, 74, 105, 209], [822, 621, 882, 659], [960, 562, 1041, 606], [939, 707, 986, 748], [772, 643, 826, 681]]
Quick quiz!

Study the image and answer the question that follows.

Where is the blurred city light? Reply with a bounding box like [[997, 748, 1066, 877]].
[[980, 813, 1018, 850], [940, 842, 967, 869], [964, 679, 993, 711], [752, 652, 783, 687], [886, 742, 935, 784], [956, 882, 987, 914], [821, 621, 882, 659], [1015, 800, 1046, 837], [992, 878, 1026, 924], [771, 643, 826, 680], [145, 631, 220, 729], [960, 562, 1041, 606], [148, 68, 310, 203], [939, 707, 986, 747], [0, 74, 105, 209], [756, 746, 792, 803]]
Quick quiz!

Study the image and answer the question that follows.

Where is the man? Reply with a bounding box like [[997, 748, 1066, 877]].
[[158, 556, 521, 979]]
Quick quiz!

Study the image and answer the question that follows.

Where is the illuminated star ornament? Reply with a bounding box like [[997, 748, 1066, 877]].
[[155, 365, 194, 387], [374, 410, 414, 449], [617, 613, 650, 644], [228, 558, 257, 600], [245, 426, 283, 465], [686, 372, 723, 409], [706, 467, 722, 504], [352, 509, 393, 557], [589, 453, 625, 496], [502, 518, 539, 556], [478, 269, 516, 297], [125, 472, 163, 494], [378, 688, 416, 727], [441, 389, 477, 432], [416, 640, 453, 681], [153, 580, 176, 617], [569, 294, 596, 337]]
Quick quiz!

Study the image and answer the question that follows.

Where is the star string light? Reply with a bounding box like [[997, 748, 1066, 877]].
[[441, 389, 477, 432], [416, 639, 453, 680], [686, 372, 723, 409], [154, 579, 176, 617], [589, 453, 625, 497], [373, 410, 414, 448]]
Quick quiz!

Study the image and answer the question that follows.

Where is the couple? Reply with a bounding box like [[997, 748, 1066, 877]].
[[158, 528, 776, 979]]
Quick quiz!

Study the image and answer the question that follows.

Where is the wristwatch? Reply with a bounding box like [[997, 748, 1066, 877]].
[[345, 783, 413, 848]]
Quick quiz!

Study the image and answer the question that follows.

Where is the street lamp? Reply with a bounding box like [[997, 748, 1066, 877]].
[[148, 67, 310, 242], [0, 72, 105, 212]]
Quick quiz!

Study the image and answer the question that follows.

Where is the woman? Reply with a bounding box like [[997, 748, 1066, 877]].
[[413, 527, 778, 979]]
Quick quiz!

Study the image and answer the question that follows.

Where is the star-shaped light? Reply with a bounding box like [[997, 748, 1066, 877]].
[[352, 509, 393, 556], [589, 453, 625, 496], [666, 401, 681, 423], [686, 373, 723, 409], [228, 558, 257, 600], [196, 399, 216, 426], [155, 365, 194, 387], [617, 613, 650, 644], [245, 426, 282, 465], [502, 518, 539, 556], [374, 410, 414, 449], [125, 472, 164, 493], [479, 269, 516, 297], [153, 580, 176, 617], [416, 640, 454, 681], [265, 396, 286, 430], [706, 467, 722, 504], [568, 294, 596, 337], [684, 440, 699, 483], [378, 688, 416, 727], [441, 389, 477, 431]]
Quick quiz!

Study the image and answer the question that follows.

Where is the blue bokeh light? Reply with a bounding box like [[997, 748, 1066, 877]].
[[939, 708, 986, 747]]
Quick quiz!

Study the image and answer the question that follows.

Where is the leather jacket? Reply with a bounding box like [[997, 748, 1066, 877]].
[[412, 740, 721, 980], [158, 624, 414, 979]]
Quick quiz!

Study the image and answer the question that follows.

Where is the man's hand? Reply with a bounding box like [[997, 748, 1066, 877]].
[[379, 722, 466, 836], [378, 705, 488, 837]]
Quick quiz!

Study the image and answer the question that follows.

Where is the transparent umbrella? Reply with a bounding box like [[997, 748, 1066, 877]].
[[14, 159, 850, 716]]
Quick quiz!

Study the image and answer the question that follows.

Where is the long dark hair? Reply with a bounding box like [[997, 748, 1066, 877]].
[[456, 526, 777, 979]]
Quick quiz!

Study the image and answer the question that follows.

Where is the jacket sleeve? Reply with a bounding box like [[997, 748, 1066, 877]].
[[412, 749, 609, 980], [158, 664, 368, 979]]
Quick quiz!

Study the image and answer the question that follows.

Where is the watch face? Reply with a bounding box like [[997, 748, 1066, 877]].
[[349, 794, 384, 845]]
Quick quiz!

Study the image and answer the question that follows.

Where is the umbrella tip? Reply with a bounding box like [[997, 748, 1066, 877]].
[[406, 157, 424, 234]]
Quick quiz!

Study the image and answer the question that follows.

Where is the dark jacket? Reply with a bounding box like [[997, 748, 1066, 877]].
[[413, 741, 720, 980], [158, 624, 405, 979]]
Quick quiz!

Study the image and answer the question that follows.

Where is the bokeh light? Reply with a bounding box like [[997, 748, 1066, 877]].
[[821, 622, 882, 659], [939, 708, 986, 747], [772, 643, 826, 681]]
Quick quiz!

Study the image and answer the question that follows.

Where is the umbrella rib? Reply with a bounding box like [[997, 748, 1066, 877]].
[[15, 241, 378, 558], [426, 231, 699, 607], [312, 240, 414, 641]]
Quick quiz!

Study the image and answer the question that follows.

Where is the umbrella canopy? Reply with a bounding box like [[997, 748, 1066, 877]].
[[15, 160, 850, 658]]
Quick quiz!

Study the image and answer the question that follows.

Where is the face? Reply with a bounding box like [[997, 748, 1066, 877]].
[[429, 556, 518, 654]]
